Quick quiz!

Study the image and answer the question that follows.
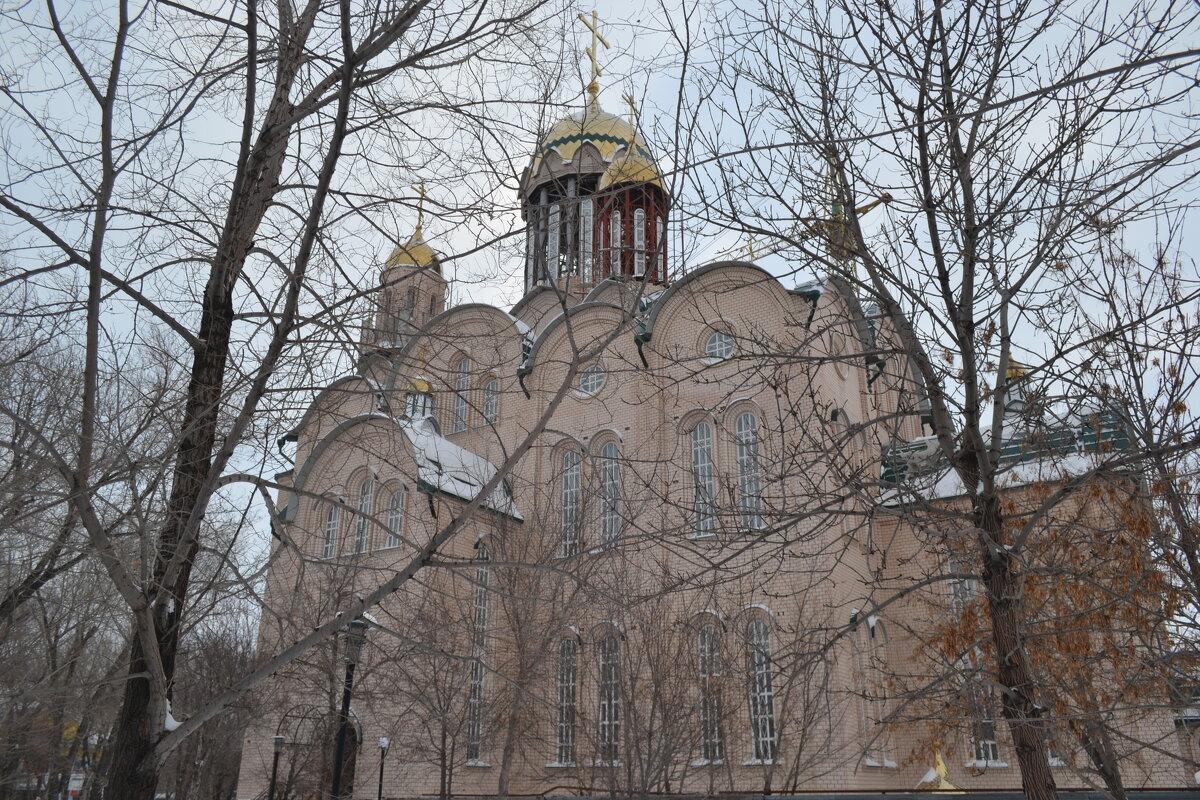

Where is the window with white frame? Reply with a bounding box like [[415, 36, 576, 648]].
[[610, 210, 622, 274], [578, 363, 605, 396], [963, 653, 1005, 769], [453, 358, 470, 433], [735, 412, 764, 530], [599, 441, 620, 549], [560, 450, 581, 557], [547, 204, 561, 277], [746, 619, 777, 762], [467, 547, 491, 762], [658, 215, 666, 275], [555, 637, 578, 765], [705, 330, 734, 361], [322, 503, 340, 559], [690, 421, 716, 537], [948, 554, 978, 613], [384, 490, 405, 549], [483, 379, 500, 425], [598, 633, 620, 763], [633, 208, 646, 276], [579, 199, 594, 283], [698, 623, 725, 763], [353, 477, 373, 553], [858, 618, 894, 767], [405, 390, 433, 419]]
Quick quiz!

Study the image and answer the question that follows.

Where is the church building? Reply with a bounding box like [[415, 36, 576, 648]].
[[234, 72, 1197, 799]]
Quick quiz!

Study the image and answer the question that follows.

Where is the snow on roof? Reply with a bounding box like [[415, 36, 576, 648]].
[[401, 416, 523, 520]]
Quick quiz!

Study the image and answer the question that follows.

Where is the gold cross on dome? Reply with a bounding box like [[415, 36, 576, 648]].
[[413, 183, 428, 235], [577, 11, 610, 103], [622, 92, 638, 130]]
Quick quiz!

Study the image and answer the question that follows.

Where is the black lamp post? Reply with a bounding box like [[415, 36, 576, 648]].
[[330, 617, 369, 800], [377, 736, 389, 800], [268, 735, 284, 800]]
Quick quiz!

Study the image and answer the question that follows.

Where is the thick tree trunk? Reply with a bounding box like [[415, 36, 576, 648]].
[[977, 493, 1059, 800]]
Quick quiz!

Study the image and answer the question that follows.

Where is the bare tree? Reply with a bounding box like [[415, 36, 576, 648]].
[[682, 0, 1200, 797]]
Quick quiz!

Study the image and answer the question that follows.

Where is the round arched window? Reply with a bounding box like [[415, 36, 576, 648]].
[[578, 363, 605, 396], [705, 330, 735, 361]]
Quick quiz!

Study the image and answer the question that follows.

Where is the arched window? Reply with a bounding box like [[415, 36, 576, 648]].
[[598, 633, 620, 763], [698, 623, 724, 763], [690, 421, 716, 537], [560, 450, 581, 557], [746, 619, 776, 762], [467, 547, 491, 762], [405, 288, 416, 313], [322, 504, 340, 559], [579, 199, 594, 283], [555, 637, 578, 765], [599, 441, 620, 550], [858, 618, 894, 767], [735, 412, 764, 530], [452, 358, 470, 433], [633, 208, 646, 276], [547, 203, 561, 277], [384, 490, 405, 549], [610, 210, 622, 274], [483, 379, 500, 425], [353, 477, 373, 553]]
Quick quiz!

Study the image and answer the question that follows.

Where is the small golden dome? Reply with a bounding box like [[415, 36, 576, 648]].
[[385, 229, 441, 273], [598, 148, 663, 191], [533, 101, 648, 172]]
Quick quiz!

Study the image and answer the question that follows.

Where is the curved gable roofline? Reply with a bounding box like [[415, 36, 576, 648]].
[[641, 260, 782, 342], [378, 302, 532, 394], [518, 300, 631, 378], [290, 374, 388, 442], [285, 412, 396, 522], [510, 284, 579, 320], [582, 277, 633, 303]]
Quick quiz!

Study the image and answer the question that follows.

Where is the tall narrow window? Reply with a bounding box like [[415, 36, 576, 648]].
[[467, 547, 491, 762], [658, 215, 666, 277], [384, 490, 405, 549], [599, 442, 620, 550], [698, 623, 725, 763], [735, 412, 764, 530], [598, 634, 620, 763], [746, 619, 776, 762], [453, 358, 470, 433], [405, 288, 416, 313], [353, 478, 373, 553], [547, 204, 561, 277], [690, 421, 716, 537], [633, 208, 646, 276], [610, 210, 622, 275], [560, 450, 581, 557], [579, 199, 594, 283], [483, 379, 500, 425], [556, 637, 578, 765], [859, 619, 893, 766], [322, 504, 340, 559]]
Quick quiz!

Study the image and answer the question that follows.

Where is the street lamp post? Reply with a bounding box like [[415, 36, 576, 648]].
[[330, 617, 369, 800], [377, 737, 389, 800], [268, 735, 284, 800]]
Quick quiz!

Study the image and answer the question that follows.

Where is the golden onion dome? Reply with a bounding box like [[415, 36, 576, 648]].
[[532, 101, 648, 173], [597, 147, 663, 191], [385, 228, 441, 273]]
